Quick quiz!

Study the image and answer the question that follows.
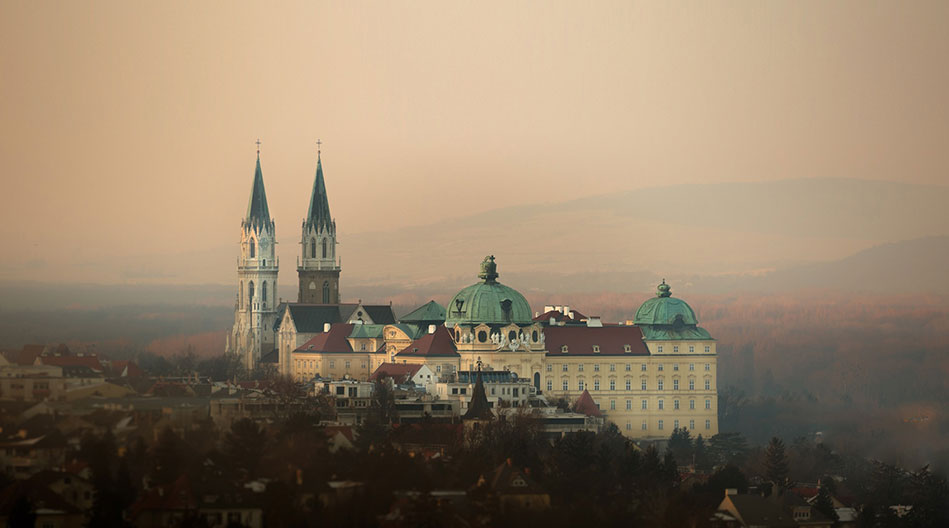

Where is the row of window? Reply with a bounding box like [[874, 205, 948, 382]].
[[548, 363, 712, 373], [656, 345, 711, 354], [239, 279, 271, 309], [609, 398, 712, 410], [295, 359, 367, 370], [559, 344, 710, 354], [546, 378, 712, 391], [560, 344, 635, 353], [624, 419, 711, 431]]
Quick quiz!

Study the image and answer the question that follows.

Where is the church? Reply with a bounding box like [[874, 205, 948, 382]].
[[226, 143, 718, 439], [225, 144, 396, 373]]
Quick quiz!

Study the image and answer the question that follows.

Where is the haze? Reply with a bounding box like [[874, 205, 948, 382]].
[[2, 1, 948, 290]]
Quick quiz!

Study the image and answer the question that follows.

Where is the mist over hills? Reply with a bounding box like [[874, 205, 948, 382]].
[[344, 177, 949, 284], [2, 178, 946, 309]]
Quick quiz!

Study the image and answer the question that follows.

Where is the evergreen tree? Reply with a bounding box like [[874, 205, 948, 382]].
[[224, 418, 268, 477], [666, 427, 693, 466], [814, 485, 839, 523], [693, 435, 712, 471], [708, 432, 749, 466], [764, 437, 790, 486], [153, 427, 186, 485]]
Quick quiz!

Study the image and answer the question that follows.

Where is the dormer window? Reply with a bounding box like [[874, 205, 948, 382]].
[[592, 345, 600, 353], [624, 344, 631, 353], [561, 345, 568, 353]]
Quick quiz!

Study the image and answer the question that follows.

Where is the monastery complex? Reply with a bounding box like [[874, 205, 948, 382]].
[[227, 146, 718, 440]]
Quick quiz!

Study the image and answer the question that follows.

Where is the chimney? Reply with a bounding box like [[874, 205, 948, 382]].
[[544, 305, 554, 313], [323, 323, 331, 333], [549, 317, 556, 325], [563, 305, 570, 317], [428, 324, 436, 334]]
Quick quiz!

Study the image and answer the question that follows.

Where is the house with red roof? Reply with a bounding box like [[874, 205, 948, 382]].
[[369, 362, 437, 393], [291, 323, 392, 382], [394, 325, 459, 378]]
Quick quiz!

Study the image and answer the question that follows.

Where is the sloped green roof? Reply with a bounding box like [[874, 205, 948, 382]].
[[445, 257, 532, 327], [348, 324, 386, 339], [388, 323, 425, 340], [305, 154, 333, 233], [640, 326, 713, 341], [245, 155, 271, 226], [400, 300, 446, 324]]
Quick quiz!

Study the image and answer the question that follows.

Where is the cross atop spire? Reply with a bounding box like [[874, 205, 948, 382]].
[[255, 138, 261, 158], [316, 138, 322, 159]]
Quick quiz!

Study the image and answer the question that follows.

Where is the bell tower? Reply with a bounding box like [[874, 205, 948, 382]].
[[227, 143, 280, 371], [297, 142, 341, 304]]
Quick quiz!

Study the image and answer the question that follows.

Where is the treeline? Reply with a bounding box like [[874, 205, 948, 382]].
[[49, 399, 949, 528]]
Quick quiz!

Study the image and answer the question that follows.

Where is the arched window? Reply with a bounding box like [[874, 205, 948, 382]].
[[322, 281, 330, 303], [310, 238, 316, 259], [261, 281, 268, 306], [249, 239, 256, 258], [322, 238, 328, 259], [248, 281, 255, 302]]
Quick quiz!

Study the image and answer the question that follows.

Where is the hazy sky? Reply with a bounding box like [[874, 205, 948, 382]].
[[2, 1, 948, 284]]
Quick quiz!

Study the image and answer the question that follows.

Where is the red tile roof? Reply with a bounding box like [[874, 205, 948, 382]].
[[109, 360, 144, 377], [324, 425, 355, 442], [396, 326, 459, 357], [369, 363, 423, 383], [12, 344, 45, 366], [40, 355, 104, 371], [534, 308, 588, 323], [573, 390, 602, 417], [543, 325, 648, 356], [129, 475, 195, 519], [295, 324, 355, 353]]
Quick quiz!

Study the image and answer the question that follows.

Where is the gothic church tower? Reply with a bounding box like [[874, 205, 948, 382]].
[[227, 149, 280, 371], [297, 148, 341, 303]]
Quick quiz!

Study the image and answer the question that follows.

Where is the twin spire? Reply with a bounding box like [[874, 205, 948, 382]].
[[244, 155, 271, 229], [305, 150, 333, 233], [243, 140, 332, 233]]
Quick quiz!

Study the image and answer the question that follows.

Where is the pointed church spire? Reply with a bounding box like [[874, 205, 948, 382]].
[[463, 364, 494, 420], [305, 144, 333, 233], [245, 147, 272, 228]]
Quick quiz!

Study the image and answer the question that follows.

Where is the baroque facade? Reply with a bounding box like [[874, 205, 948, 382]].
[[286, 255, 718, 440]]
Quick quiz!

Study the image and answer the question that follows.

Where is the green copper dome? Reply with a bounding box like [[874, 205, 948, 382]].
[[634, 280, 699, 326], [445, 256, 533, 327]]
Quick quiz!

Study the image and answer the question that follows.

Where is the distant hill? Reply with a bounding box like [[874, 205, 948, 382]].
[[342, 177, 949, 287], [738, 235, 949, 295], [4, 178, 946, 304]]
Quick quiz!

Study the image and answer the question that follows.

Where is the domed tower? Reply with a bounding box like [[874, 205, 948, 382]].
[[227, 147, 280, 372], [297, 146, 341, 304], [634, 280, 717, 437], [447, 256, 545, 385]]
